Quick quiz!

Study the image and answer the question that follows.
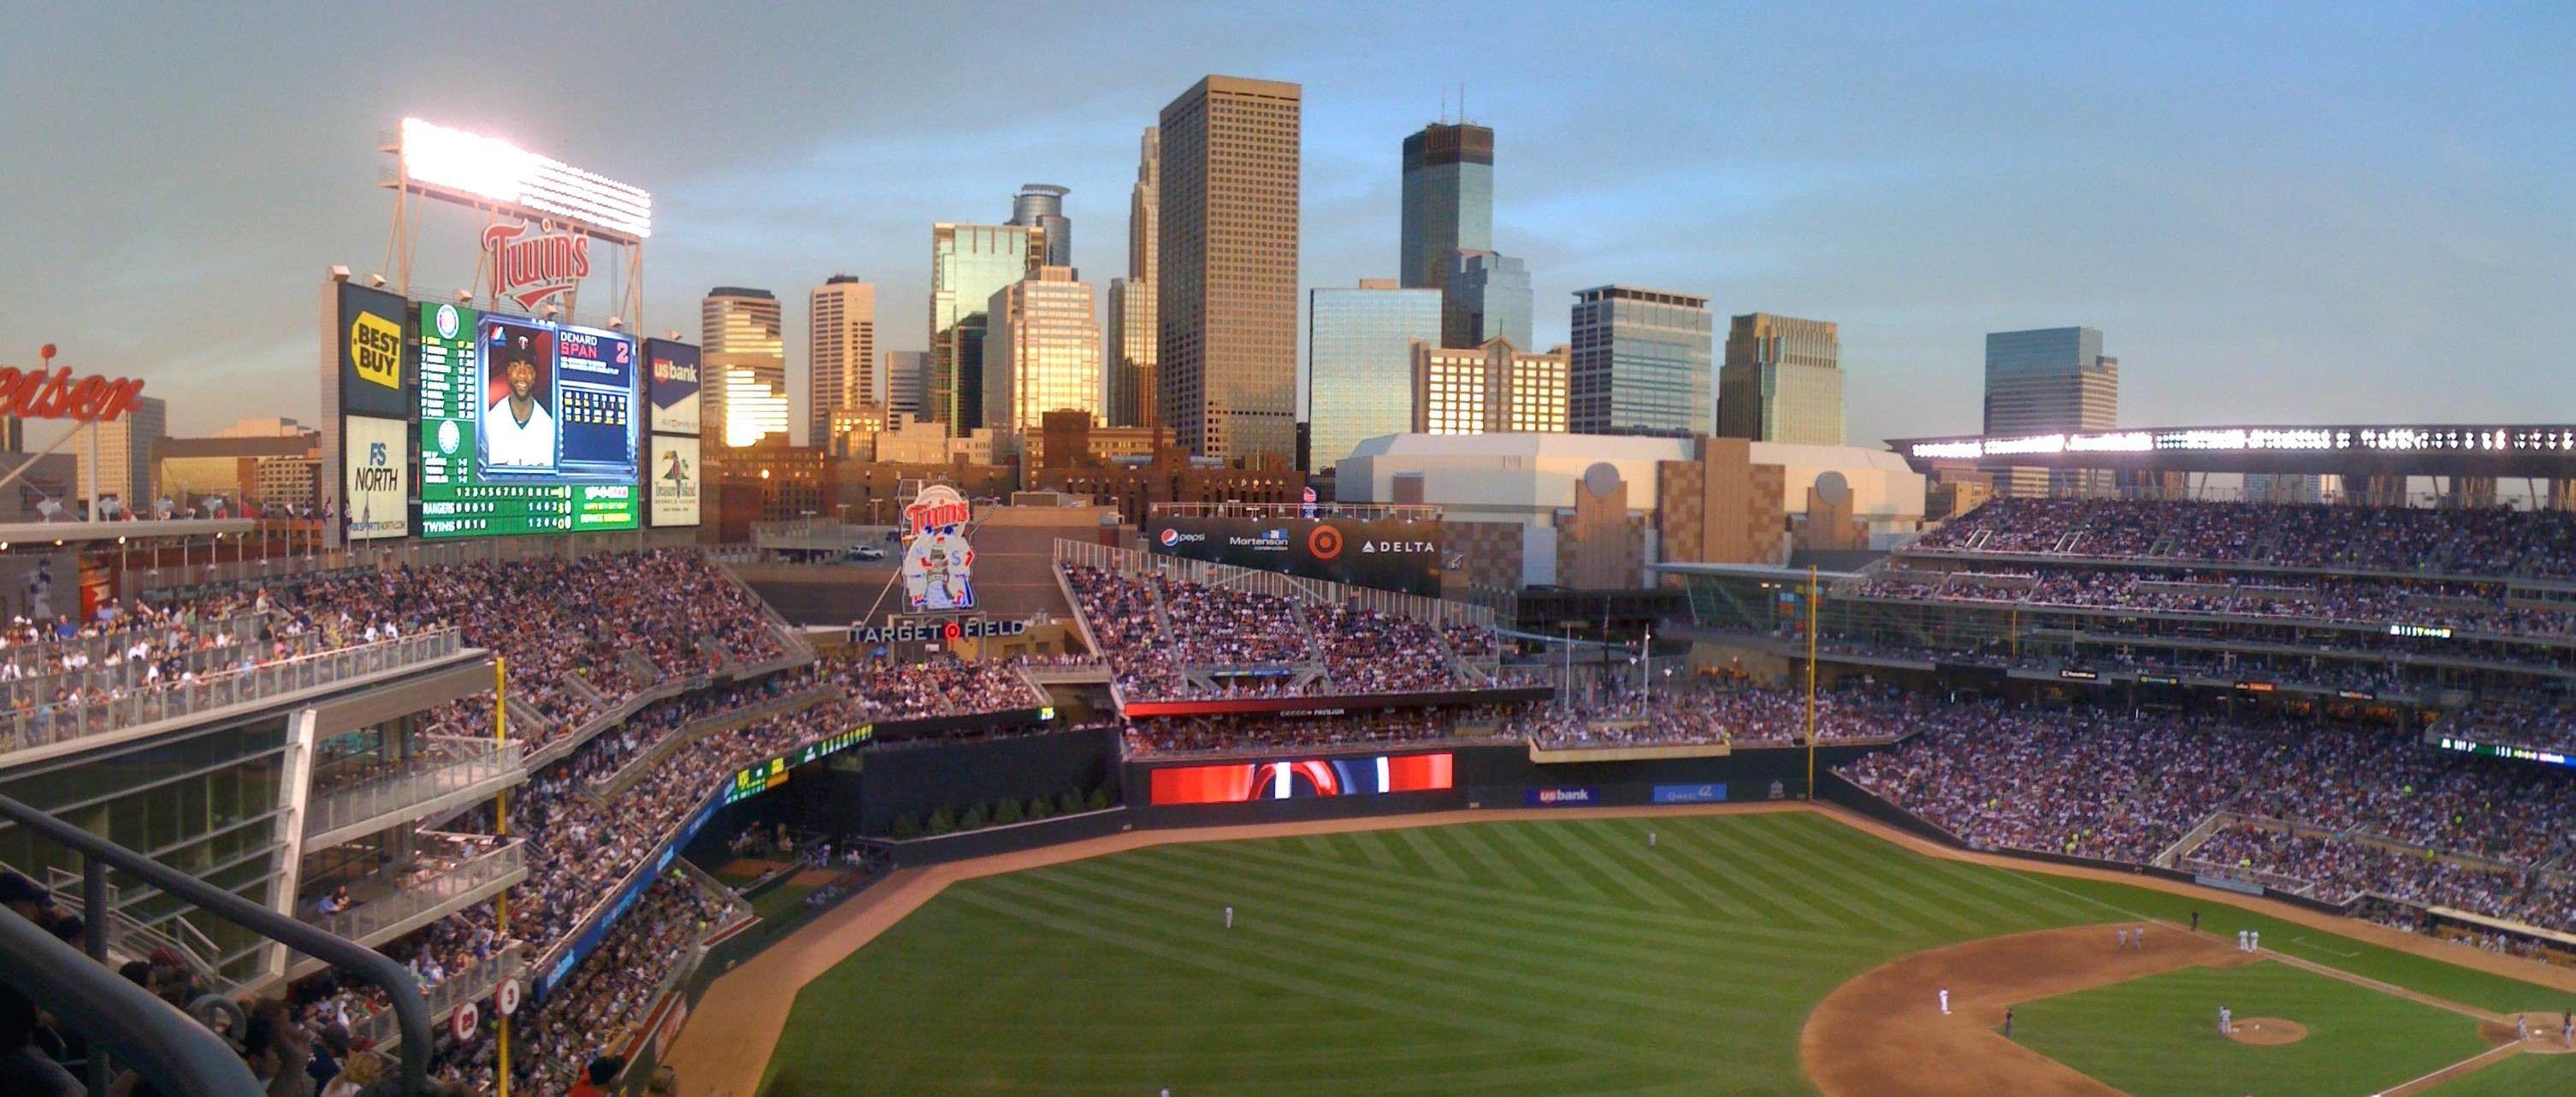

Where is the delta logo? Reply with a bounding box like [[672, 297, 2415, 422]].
[[349, 310, 401, 391]]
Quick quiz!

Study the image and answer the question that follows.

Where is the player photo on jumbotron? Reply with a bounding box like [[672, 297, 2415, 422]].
[[481, 324, 558, 473]]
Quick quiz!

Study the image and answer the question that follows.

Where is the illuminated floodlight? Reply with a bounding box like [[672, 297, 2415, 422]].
[[398, 118, 653, 240]]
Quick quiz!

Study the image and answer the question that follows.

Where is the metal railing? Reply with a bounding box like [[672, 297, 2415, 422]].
[[587, 685, 838, 797], [0, 628, 464, 759], [0, 789, 432, 1095], [350, 948, 525, 1053], [307, 838, 526, 944], [0, 909, 265, 1097], [304, 736, 526, 840]]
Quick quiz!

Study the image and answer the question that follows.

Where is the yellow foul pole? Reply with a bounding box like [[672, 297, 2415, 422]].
[[1805, 565, 1818, 799], [493, 656, 511, 1097]]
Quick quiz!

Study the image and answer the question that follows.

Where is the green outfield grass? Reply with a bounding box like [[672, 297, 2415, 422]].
[[2423, 1047, 2576, 1094], [2010, 960, 2489, 1096], [756, 811, 2575, 1095]]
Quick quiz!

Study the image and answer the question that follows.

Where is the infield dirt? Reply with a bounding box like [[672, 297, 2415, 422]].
[[1802, 923, 2253, 1096]]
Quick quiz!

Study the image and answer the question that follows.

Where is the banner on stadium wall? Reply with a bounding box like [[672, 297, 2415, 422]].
[[342, 415, 410, 540], [1651, 782, 1728, 805], [336, 282, 412, 418], [648, 433, 700, 527], [1149, 752, 1454, 805], [1148, 516, 1441, 597], [644, 339, 700, 437], [1524, 787, 1598, 806]]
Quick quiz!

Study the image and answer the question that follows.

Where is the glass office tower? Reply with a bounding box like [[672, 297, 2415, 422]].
[[1308, 280, 1442, 473]]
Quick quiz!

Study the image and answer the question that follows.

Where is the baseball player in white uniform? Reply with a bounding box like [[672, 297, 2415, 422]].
[[1223, 905, 1234, 929], [2219, 1005, 2232, 1035], [1939, 988, 1951, 1015]]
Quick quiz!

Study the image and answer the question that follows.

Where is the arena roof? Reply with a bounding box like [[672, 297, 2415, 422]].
[[1888, 425, 2576, 479]]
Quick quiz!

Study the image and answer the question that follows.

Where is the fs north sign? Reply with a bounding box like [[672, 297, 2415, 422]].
[[483, 221, 592, 311]]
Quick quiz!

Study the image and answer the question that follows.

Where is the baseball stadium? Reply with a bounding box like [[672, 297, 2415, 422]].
[[17, 420, 2576, 1096], [4, 100, 2575, 1097]]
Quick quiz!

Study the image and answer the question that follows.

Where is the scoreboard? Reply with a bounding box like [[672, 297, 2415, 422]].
[[414, 302, 641, 538]]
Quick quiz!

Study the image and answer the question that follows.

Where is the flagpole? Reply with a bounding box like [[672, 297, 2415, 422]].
[[1805, 565, 1818, 799]]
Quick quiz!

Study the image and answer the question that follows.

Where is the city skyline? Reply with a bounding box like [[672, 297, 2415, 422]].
[[3, 4, 2570, 453]]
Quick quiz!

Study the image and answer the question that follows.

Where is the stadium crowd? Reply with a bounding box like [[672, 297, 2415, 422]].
[[1914, 497, 2576, 581], [1840, 702, 2576, 938], [1855, 564, 2576, 640], [1506, 683, 1932, 749], [0, 550, 796, 757], [1064, 565, 1494, 700]]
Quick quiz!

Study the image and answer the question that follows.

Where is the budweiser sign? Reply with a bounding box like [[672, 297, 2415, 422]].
[[483, 221, 591, 311], [0, 368, 145, 423]]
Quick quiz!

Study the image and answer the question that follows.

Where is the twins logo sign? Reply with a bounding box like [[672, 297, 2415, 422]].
[[483, 221, 592, 311]]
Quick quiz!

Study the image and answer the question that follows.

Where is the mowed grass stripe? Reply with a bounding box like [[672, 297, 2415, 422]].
[[1346, 826, 1434, 878], [1390, 823, 1474, 882], [1063, 846, 1823, 1006], [1519, 820, 1689, 911], [1450, 820, 1615, 901], [1332, 828, 1409, 874], [1714, 814, 1968, 939], [1777, 811, 2105, 924], [942, 876, 1721, 1070], [1722, 814, 1995, 939], [1149, 835, 1844, 948], [1123, 842, 1850, 971], [1432, 819, 1546, 892], [1546, 817, 1761, 917], [1017, 859, 1787, 1028], [1646, 815, 1876, 929]]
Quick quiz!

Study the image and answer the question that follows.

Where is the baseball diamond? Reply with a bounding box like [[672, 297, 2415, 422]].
[[664, 805, 2576, 1095]]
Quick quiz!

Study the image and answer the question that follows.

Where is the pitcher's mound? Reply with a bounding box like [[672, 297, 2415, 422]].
[[2226, 1018, 2307, 1046], [2482, 1012, 2576, 1053]]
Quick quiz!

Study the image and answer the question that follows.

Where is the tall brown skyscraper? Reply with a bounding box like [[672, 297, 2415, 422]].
[[1157, 75, 1301, 463]]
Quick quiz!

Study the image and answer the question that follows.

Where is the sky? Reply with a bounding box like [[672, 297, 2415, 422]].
[[2, 2, 2571, 451]]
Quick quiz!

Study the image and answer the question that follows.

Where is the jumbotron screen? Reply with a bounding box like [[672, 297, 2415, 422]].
[[415, 303, 641, 537], [1148, 752, 1454, 805]]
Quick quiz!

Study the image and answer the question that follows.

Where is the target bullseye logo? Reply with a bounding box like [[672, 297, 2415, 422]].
[[1308, 525, 1344, 561], [942, 621, 961, 642]]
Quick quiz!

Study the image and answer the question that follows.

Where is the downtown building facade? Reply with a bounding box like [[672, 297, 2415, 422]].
[[884, 350, 929, 421], [1398, 121, 1494, 292], [807, 275, 877, 452], [702, 287, 789, 449], [1442, 249, 1532, 351], [1410, 339, 1569, 436], [74, 394, 168, 514], [1009, 184, 1073, 268], [984, 267, 1103, 463], [1716, 312, 1844, 446], [1107, 127, 1160, 429], [1568, 286, 1713, 437], [1306, 280, 1442, 475], [1158, 75, 1301, 464], [931, 222, 1045, 433], [1982, 326, 2119, 497]]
